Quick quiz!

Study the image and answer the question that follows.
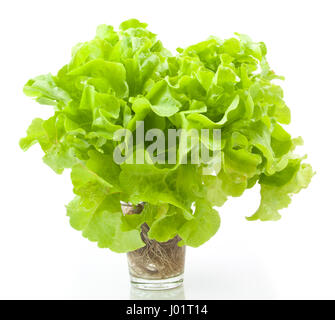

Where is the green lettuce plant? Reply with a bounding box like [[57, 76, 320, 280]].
[[20, 19, 313, 253]]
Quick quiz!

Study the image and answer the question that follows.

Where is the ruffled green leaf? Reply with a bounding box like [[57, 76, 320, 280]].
[[146, 80, 182, 117], [247, 160, 314, 221], [68, 59, 129, 98], [148, 206, 188, 242], [23, 74, 71, 107], [67, 194, 144, 253], [187, 95, 240, 128], [119, 162, 193, 215], [178, 200, 221, 247]]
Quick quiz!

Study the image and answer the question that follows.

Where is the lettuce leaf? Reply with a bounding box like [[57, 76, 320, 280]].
[[247, 160, 314, 221]]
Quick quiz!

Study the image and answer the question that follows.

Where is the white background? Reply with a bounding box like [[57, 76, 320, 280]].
[[1, 0, 334, 300]]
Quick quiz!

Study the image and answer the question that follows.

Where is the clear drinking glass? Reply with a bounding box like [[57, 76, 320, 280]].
[[121, 203, 186, 290]]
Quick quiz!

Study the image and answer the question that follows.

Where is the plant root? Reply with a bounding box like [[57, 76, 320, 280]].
[[123, 203, 185, 280]]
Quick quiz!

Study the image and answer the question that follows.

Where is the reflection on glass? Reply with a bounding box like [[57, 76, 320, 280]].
[[130, 284, 185, 300]]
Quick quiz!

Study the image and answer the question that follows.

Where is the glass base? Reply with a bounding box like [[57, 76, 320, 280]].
[[130, 274, 184, 290], [130, 284, 185, 300]]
